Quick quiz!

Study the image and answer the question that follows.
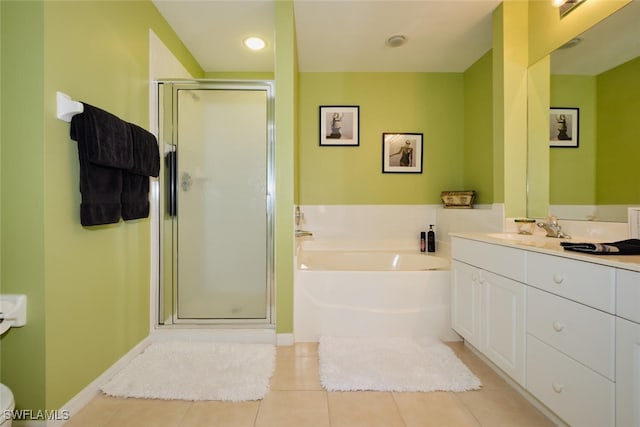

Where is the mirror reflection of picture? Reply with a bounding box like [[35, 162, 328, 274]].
[[549, 107, 579, 147]]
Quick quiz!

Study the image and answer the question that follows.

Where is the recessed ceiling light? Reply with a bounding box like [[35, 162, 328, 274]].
[[243, 37, 266, 51], [386, 35, 407, 48]]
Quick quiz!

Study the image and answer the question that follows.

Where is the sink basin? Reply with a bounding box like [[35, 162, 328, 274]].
[[484, 233, 567, 249], [0, 294, 27, 335]]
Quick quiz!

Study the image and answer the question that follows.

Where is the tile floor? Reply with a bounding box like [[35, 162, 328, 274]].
[[64, 341, 556, 427]]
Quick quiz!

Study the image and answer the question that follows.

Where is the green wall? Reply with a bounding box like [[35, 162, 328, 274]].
[[596, 56, 640, 205], [1, 0, 201, 411], [493, 1, 529, 218], [297, 72, 465, 205], [1, 0, 46, 411], [274, 0, 296, 334], [549, 75, 597, 204], [546, 57, 639, 208], [463, 50, 493, 204]]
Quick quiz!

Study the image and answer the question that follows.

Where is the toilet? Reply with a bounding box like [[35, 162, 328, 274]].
[[0, 384, 14, 427]]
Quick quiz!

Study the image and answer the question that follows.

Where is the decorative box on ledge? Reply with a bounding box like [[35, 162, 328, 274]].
[[441, 191, 475, 209]]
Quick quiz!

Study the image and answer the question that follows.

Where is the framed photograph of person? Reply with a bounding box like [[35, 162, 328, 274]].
[[382, 133, 423, 173], [550, 107, 579, 147], [319, 106, 359, 146]]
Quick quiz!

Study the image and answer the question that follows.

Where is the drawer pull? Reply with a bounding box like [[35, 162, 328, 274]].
[[552, 321, 565, 332], [552, 382, 564, 394], [552, 273, 564, 284]]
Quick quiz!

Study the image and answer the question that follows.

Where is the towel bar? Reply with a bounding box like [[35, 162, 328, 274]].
[[56, 91, 84, 122]]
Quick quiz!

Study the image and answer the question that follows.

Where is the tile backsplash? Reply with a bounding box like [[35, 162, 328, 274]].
[[296, 204, 503, 249], [296, 204, 630, 249]]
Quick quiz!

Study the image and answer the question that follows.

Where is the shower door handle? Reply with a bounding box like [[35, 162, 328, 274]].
[[181, 172, 193, 192], [165, 151, 177, 216]]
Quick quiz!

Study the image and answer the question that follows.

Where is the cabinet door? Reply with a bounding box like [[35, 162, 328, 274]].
[[482, 270, 526, 385], [616, 317, 640, 427], [451, 260, 481, 348]]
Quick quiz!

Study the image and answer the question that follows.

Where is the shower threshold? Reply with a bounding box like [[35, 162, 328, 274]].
[[151, 325, 276, 344]]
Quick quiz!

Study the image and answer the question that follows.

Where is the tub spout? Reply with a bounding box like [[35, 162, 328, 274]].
[[295, 229, 313, 237]]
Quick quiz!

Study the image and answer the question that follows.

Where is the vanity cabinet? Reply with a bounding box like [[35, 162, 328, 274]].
[[615, 269, 640, 427], [451, 238, 526, 385], [451, 234, 640, 427], [450, 260, 481, 348], [525, 252, 616, 427]]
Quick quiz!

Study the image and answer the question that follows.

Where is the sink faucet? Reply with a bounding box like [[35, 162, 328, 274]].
[[537, 216, 570, 239]]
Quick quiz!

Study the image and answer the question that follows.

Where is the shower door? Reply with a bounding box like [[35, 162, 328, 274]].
[[158, 81, 274, 325]]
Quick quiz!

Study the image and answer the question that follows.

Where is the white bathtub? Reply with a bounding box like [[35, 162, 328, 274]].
[[294, 250, 459, 342]]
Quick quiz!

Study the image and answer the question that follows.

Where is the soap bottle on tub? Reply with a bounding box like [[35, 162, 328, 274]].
[[427, 225, 436, 252]]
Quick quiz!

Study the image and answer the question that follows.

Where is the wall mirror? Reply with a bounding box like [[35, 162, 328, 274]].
[[533, 1, 640, 222]]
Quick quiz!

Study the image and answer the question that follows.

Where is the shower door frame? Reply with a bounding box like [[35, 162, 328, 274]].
[[156, 80, 275, 327]]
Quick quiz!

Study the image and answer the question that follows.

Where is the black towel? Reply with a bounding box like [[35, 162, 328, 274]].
[[121, 123, 160, 221], [70, 103, 133, 169], [70, 103, 133, 226], [561, 239, 640, 255], [127, 123, 160, 177]]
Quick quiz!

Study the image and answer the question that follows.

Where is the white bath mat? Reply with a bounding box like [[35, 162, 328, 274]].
[[101, 341, 275, 401], [319, 336, 481, 392]]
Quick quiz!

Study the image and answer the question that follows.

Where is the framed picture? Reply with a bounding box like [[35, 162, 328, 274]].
[[319, 106, 359, 146], [382, 133, 423, 173], [550, 107, 579, 147]]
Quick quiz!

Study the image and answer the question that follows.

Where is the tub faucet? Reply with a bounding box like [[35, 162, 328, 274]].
[[537, 216, 570, 239]]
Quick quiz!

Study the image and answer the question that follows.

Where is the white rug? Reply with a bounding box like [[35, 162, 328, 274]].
[[319, 336, 481, 392], [101, 341, 275, 401]]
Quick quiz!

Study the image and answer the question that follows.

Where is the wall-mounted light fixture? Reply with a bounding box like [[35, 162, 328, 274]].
[[243, 36, 266, 51], [553, 0, 586, 18]]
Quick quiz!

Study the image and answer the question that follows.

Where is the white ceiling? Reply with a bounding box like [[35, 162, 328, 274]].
[[152, 0, 502, 73]]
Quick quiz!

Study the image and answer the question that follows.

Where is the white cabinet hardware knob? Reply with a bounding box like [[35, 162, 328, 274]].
[[552, 382, 564, 393], [553, 273, 564, 284], [552, 321, 565, 332]]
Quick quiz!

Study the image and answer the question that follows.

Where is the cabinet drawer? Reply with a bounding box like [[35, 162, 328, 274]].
[[526, 335, 614, 427], [452, 237, 525, 282], [616, 268, 640, 324], [526, 252, 615, 313], [527, 287, 615, 380]]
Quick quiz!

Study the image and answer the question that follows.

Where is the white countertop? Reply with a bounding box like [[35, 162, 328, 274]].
[[451, 232, 640, 273]]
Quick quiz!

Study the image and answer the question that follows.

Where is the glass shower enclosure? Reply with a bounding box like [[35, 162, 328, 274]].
[[157, 81, 274, 326]]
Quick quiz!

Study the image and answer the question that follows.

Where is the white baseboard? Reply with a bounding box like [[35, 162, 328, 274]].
[[277, 333, 294, 346], [46, 337, 151, 427], [150, 327, 276, 344]]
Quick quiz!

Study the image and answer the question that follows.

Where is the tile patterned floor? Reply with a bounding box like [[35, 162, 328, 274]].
[[64, 341, 555, 427]]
